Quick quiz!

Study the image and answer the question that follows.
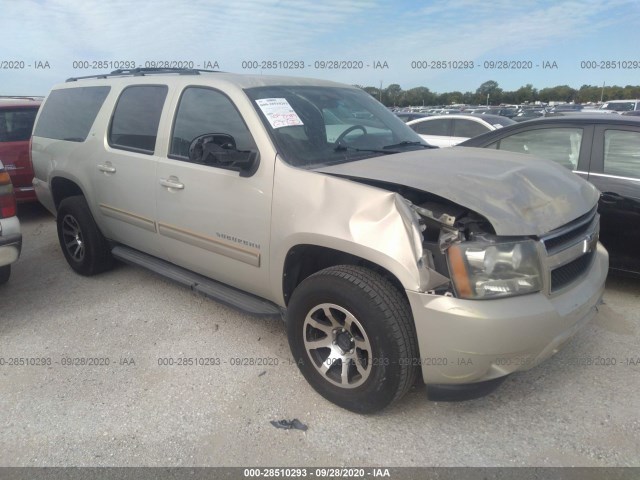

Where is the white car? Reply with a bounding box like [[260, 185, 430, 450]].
[[407, 114, 515, 147], [0, 160, 22, 284]]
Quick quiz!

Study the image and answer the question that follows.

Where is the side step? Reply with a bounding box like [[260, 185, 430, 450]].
[[112, 245, 283, 317]]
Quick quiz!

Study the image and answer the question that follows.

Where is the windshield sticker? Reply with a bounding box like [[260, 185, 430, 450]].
[[256, 98, 304, 129]]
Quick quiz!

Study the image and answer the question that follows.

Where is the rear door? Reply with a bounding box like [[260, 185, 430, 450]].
[[91, 84, 169, 258], [589, 125, 640, 274]]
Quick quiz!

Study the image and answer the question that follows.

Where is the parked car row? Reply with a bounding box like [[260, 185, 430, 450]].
[[395, 100, 640, 122]]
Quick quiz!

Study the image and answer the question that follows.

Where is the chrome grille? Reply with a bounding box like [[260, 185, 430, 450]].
[[540, 207, 599, 294], [551, 250, 595, 291]]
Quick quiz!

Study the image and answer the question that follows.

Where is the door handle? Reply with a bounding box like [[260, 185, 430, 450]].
[[160, 177, 185, 190], [97, 163, 116, 173]]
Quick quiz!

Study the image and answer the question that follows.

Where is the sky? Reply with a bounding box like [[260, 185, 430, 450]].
[[1, 0, 640, 96]]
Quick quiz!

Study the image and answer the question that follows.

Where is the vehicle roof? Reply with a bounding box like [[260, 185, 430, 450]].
[[55, 70, 352, 91]]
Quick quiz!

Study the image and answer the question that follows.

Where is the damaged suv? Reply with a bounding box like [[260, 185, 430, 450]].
[[31, 69, 608, 413]]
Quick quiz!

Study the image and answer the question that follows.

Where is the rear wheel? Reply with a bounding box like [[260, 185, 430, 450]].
[[287, 265, 418, 413], [57, 196, 113, 275]]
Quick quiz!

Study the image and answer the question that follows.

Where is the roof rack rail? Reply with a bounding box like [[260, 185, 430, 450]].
[[66, 67, 220, 82]]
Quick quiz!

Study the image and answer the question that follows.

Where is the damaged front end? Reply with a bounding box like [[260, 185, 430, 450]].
[[405, 197, 544, 300]]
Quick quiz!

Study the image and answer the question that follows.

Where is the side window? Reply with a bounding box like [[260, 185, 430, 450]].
[[411, 119, 450, 136], [490, 128, 583, 170], [604, 129, 640, 179], [109, 85, 168, 154], [34, 86, 110, 142], [170, 87, 257, 163], [453, 119, 489, 138]]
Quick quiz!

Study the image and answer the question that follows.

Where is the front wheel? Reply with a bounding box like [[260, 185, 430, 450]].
[[57, 196, 113, 276], [287, 265, 418, 413]]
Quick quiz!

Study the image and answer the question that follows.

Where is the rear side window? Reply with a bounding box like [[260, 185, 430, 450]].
[[34, 87, 110, 142], [604, 129, 640, 179], [411, 119, 450, 136], [109, 85, 168, 154], [0, 108, 38, 142], [453, 119, 489, 138]]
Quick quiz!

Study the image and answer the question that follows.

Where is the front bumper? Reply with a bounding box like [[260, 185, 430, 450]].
[[407, 243, 608, 385]]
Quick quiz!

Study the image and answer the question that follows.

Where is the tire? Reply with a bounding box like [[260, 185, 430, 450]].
[[286, 265, 418, 414], [56, 196, 113, 276], [0, 265, 10, 285]]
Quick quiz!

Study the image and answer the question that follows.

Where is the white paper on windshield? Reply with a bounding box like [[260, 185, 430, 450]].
[[256, 98, 304, 129]]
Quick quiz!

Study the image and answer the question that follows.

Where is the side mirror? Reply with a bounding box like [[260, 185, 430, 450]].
[[189, 133, 259, 177]]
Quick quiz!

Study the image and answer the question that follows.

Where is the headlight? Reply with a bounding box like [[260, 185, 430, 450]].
[[447, 239, 542, 299]]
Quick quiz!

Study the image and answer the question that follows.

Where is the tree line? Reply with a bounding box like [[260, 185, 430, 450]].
[[356, 80, 640, 106]]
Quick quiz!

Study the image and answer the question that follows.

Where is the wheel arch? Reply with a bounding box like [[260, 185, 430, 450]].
[[50, 175, 86, 210], [282, 244, 408, 307]]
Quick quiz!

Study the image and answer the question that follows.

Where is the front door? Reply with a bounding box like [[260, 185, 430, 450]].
[[155, 86, 274, 298]]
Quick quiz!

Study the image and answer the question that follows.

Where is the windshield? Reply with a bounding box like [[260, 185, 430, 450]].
[[245, 85, 430, 167]]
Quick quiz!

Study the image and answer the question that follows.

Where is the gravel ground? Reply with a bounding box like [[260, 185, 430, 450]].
[[0, 203, 638, 467]]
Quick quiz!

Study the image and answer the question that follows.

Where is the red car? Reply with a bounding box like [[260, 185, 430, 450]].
[[0, 97, 42, 202]]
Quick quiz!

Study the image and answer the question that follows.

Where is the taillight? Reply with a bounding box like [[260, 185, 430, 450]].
[[0, 168, 17, 218]]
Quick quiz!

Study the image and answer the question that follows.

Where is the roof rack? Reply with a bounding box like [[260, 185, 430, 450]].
[[66, 67, 220, 82]]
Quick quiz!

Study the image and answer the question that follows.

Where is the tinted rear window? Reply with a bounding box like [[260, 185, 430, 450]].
[[34, 87, 110, 141], [109, 85, 168, 154], [0, 108, 38, 142]]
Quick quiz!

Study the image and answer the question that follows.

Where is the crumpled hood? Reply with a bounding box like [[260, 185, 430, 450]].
[[315, 147, 600, 236]]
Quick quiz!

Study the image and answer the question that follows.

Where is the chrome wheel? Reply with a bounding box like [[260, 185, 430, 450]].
[[303, 303, 372, 389], [61, 214, 85, 262]]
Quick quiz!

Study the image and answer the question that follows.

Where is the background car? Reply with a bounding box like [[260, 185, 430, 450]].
[[600, 99, 640, 113], [0, 97, 42, 203], [547, 104, 583, 113], [406, 114, 515, 147], [512, 107, 546, 122], [459, 115, 640, 277], [0, 160, 22, 284], [394, 112, 428, 122]]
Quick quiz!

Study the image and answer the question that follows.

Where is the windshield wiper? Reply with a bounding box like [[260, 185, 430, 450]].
[[334, 144, 397, 154], [382, 141, 437, 150]]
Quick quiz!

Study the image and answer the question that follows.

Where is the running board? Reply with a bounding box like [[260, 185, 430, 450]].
[[111, 245, 282, 317]]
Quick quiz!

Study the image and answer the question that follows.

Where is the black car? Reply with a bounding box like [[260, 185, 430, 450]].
[[459, 115, 640, 276]]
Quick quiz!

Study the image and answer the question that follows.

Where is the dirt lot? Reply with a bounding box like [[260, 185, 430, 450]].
[[1, 203, 638, 467]]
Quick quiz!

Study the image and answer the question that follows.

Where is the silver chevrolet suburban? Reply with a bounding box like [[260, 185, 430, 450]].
[[31, 69, 608, 413]]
